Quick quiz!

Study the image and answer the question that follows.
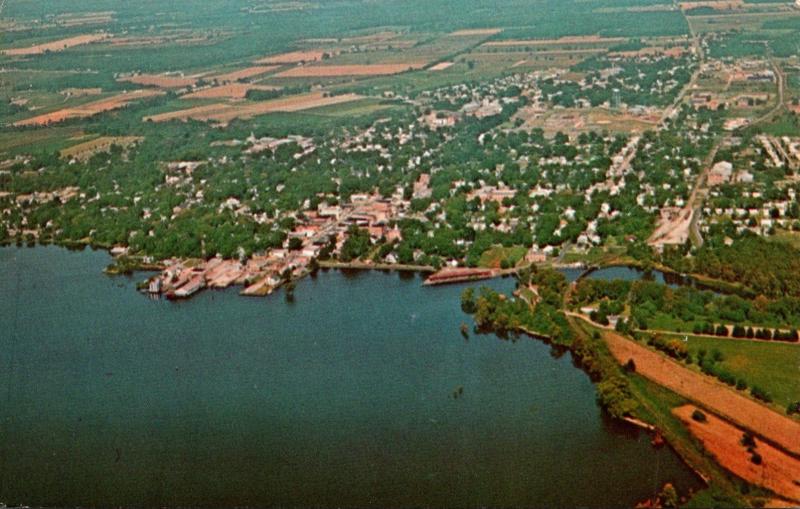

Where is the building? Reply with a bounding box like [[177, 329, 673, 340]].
[[724, 118, 750, 131], [526, 248, 546, 263], [708, 161, 733, 186], [735, 171, 754, 184]]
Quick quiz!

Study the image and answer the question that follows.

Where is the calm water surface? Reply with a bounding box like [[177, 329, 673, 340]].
[[0, 246, 702, 507]]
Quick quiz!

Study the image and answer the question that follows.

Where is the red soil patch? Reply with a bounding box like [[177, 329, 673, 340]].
[[118, 74, 197, 89], [674, 405, 800, 503], [602, 330, 800, 456], [275, 63, 424, 78], [13, 90, 164, 127], [2, 33, 110, 56]]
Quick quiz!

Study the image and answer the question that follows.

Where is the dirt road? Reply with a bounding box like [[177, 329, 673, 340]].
[[602, 329, 800, 457]]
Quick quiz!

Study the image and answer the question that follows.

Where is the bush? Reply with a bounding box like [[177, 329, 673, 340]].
[[691, 409, 707, 422], [715, 324, 729, 337], [751, 385, 772, 403], [461, 288, 477, 314], [716, 370, 736, 386], [735, 379, 748, 391]]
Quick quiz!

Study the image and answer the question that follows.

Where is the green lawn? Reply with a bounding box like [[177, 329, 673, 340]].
[[646, 312, 700, 333], [664, 333, 800, 410], [478, 245, 527, 268]]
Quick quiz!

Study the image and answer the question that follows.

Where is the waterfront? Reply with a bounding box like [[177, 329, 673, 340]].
[[0, 246, 702, 507]]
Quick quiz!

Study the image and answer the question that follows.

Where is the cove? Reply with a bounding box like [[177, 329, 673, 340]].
[[0, 246, 702, 507]]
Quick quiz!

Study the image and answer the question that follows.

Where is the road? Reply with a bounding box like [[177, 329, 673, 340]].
[[565, 310, 800, 346], [685, 50, 786, 245], [751, 54, 787, 127]]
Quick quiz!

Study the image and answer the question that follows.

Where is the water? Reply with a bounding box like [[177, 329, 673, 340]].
[[0, 246, 702, 507], [581, 265, 722, 294]]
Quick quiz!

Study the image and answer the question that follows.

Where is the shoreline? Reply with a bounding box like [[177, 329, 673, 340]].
[[1, 238, 751, 298], [509, 322, 714, 495]]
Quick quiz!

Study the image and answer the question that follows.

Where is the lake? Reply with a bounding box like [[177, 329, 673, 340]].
[[0, 246, 702, 507]]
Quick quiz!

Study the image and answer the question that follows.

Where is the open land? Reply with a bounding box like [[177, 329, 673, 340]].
[[274, 63, 426, 77], [118, 74, 198, 89], [144, 92, 363, 123], [182, 83, 281, 100], [1, 33, 110, 56], [59, 136, 143, 161], [602, 330, 800, 457], [12, 90, 165, 127], [674, 405, 800, 503], [255, 50, 330, 64], [210, 66, 280, 83]]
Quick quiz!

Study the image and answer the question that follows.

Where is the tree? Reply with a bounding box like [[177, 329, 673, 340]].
[[658, 483, 678, 508], [461, 288, 477, 314], [624, 358, 636, 373], [284, 281, 296, 303], [288, 237, 303, 250]]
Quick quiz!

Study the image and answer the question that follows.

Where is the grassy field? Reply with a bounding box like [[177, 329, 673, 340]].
[[0, 127, 85, 156], [478, 245, 527, 268], [656, 333, 800, 410]]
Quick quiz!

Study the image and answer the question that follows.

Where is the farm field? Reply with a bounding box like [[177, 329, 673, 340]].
[[602, 330, 800, 457], [182, 84, 281, 100], [12, 89, 164, 127], [674, 405, 800, 503], [144, 92, 363, 124], [118, 74, 198, 89], [671, 333, 800, 410], [0, 127, 84, 156], [274, 63, 426, 78], [210, 66, 280, 83], [1, 33, 110, 56], [255, 50, 330, 64], [59, 136, 143, 161]]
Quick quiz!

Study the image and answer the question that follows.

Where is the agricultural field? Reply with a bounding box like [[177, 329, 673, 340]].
[[677, 333, 800, 410], [143, 92, 364, 125], [59, 136, 143, 161]]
